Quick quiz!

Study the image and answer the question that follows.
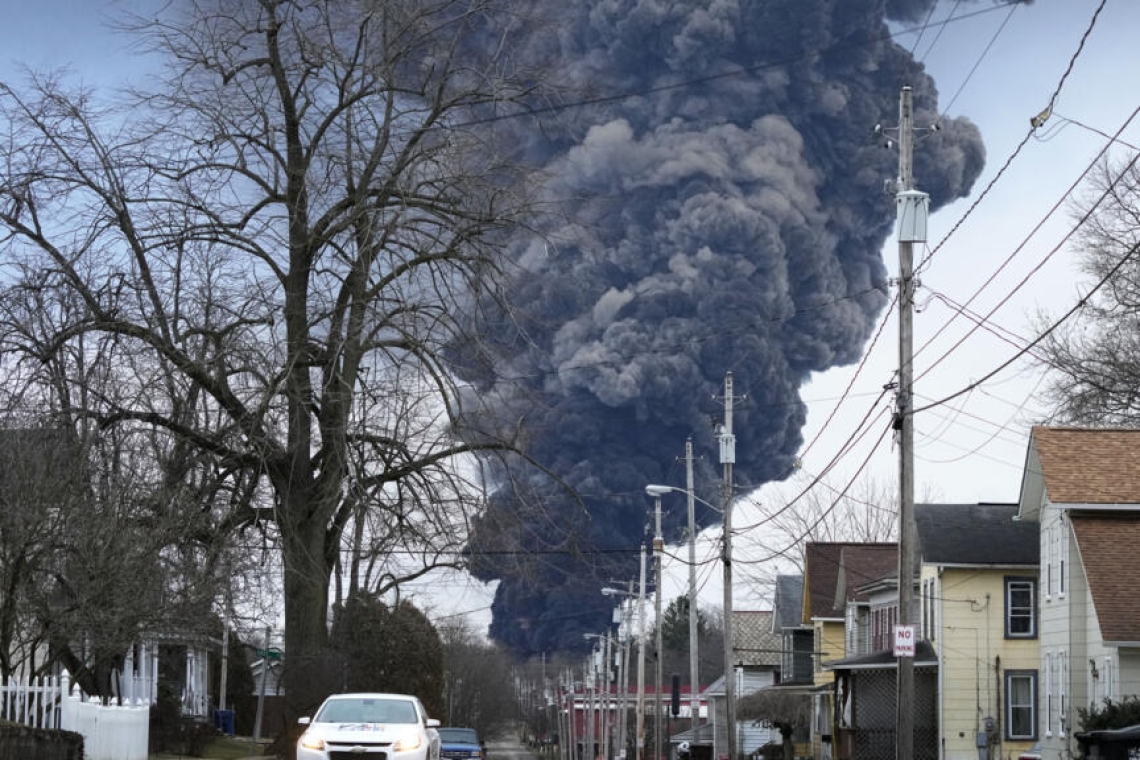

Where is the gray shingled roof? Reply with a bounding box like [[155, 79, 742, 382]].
[[733, 611, 780, 667], [774, 575, 805, 630], [915, 503, 1038, 566]]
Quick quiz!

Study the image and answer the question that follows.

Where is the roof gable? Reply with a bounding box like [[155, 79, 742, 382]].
[[804, 543, 896, 621], [773, 575, 805, 632], [1028, 427, 1140, 506], [1071, 514, 1140, 643], [915, 503, 1038, 565]]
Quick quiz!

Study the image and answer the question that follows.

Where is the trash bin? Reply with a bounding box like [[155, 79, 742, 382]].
[[215, 709, 235, 736]]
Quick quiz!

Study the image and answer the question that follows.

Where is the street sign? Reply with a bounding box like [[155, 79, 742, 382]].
[[893, 624, 916, 657], [255, 647, 283, 661]]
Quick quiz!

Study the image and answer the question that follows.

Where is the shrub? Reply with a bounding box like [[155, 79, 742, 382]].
[[1078, 696, 1140, 732]]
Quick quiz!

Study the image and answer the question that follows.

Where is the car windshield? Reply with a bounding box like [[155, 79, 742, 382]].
[[439, 729, 479, 743], [315, 697, 419, 724]]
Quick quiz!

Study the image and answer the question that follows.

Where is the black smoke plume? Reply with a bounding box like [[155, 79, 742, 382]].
[[454, 0, 992, 655]]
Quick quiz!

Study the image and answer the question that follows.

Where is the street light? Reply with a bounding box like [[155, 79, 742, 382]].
[[643, 483, 724, 755], [586, 633, 625, 760], [644, 489, 664, 760], [603, 549, 648, 760]]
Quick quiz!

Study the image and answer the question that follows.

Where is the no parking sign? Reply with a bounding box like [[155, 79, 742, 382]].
[[893, 624, 916, 657]]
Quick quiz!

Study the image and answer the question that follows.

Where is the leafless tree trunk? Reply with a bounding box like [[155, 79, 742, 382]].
[[0, 0, 544, 710]]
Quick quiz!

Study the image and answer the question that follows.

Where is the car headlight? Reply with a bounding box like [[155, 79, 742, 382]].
[[392, 731, 423, 752], [299, 733, 326, 750]]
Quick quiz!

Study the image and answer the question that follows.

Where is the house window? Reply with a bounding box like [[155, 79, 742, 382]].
[[1044, 524, 1053, 599], [921, 580, 929, 639], [1058, 523, 1067, 597], [1060, 653, 1067, 737], [1104, 657, 1114, 701], [1006, 670, 1038, 741], [1005, 577, 1036, 639], [1045, 653, 1053, 736]]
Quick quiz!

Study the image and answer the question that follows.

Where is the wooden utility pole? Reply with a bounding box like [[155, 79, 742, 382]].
[[653, 494, 664, 760], [894, 84, 928, 760], [636, 545, 648, 760], [719, 372, 737, 760], [684, 439, 700, 739]]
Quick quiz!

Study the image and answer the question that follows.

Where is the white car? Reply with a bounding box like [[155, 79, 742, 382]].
[[297, 692, 442, 760]]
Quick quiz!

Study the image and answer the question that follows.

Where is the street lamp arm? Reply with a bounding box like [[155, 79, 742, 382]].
[[644, 483, 723, 513]]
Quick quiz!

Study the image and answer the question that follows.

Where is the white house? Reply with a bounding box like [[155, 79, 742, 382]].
[[1017, 426, 1140, 760]]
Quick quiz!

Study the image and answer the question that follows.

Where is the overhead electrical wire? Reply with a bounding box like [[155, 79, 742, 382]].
[[916, 0, 1109, 277], [774, 3, 1102, 522], [915, 103, 1140, 384], [453, 2, 1026, 130], [913, 234, 1140, 417]]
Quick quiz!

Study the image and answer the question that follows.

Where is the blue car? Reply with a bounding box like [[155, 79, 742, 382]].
[[438, 727, 485, 760]]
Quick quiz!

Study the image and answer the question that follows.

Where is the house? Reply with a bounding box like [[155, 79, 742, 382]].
[[772, 575, 813, 686], [914, 502, 1040, 760], [1017, 426, 1140, 759], [704, 610, 781, 760], [802, 543, 897, 760], [824, 560, 936, 760]]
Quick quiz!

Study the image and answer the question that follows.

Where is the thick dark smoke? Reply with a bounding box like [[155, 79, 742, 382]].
[[454, 0, 992, 655]]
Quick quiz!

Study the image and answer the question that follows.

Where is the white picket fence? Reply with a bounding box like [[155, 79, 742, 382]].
[[0, 670, 149, 760]]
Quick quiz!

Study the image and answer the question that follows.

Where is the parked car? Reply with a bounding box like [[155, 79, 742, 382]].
[[297, 692, 441, 760], [438, 727, 485, 760], [435, 724, 485, 760]]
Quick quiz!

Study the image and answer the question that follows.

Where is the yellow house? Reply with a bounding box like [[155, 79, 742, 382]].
[[915, 503, 1040, 760]]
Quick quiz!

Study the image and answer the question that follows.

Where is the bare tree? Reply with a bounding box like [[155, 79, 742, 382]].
[[439, 620, 518, 736], [735, 473, 899, 597], [0, 0, 543, 710], [1037, 156, 1140, 424], [738, 689, 810, 760]]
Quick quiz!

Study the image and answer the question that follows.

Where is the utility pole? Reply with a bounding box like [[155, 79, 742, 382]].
[[684, 439, 700, 740], [621, 582, 635, 759], [718, 372, 737, 760], [894, 84, 928, 760], [652, 492, 665, 760], [636, 545, 648, 760], [602, 634, 611, 760], [587, 656, 596, 760], [567, 668, 578, 760]]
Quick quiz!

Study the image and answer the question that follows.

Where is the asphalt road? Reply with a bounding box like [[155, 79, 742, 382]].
[[486, 736, 546, 760]]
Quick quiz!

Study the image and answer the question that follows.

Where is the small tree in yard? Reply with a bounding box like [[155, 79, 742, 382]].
[[329, 593, 445, 716], [738, 690, 810, 760], [0, 0, 545, 715]]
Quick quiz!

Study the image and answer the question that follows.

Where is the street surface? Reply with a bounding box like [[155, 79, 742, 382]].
[[486, 736, 544, 760]]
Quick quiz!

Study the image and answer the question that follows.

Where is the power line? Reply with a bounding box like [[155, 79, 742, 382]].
[[452, 3, 1025, 130]]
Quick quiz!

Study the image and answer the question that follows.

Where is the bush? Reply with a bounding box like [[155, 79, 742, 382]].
[[1079, 696, 1140, 732], [148, 680, 219, 757]]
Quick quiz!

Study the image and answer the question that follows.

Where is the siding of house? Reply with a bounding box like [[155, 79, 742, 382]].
[[1038, 505, 1075, 758], [708, 670, 776, 759], [935, 567, 1039, 760], [811, 621, 843, 760], [814, 621, 844, 686], [1120, 651, 1140, 698]]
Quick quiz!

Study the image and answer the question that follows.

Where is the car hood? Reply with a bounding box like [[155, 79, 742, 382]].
[[309, 723, 419, 742]]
